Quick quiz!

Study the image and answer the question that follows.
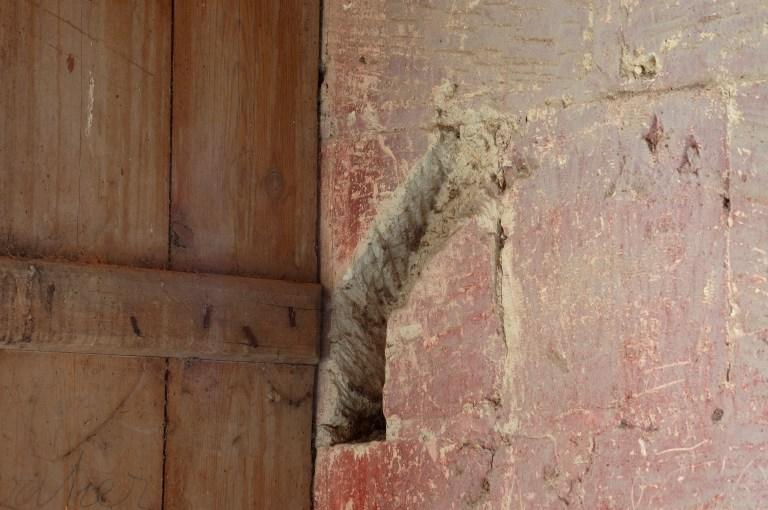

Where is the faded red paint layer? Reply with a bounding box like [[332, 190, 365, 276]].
[[318, 0, 768, 508], [314, 441, 492, 509], [384, 219, 506, 446]]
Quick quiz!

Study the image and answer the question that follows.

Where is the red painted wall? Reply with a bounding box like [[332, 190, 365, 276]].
[[316, 1, 768, 508]]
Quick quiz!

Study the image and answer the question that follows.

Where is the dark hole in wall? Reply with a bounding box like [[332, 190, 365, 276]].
[[321, 293, 391, 445], [345, 408, 386, 443]]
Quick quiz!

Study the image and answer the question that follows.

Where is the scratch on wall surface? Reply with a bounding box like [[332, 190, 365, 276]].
[[86, 71, 95, 137]]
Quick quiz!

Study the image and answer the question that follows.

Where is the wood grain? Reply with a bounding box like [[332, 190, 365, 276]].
[[164, 359, 314, 510], [0, 256, 320, 363], [0, 0, 171, 267], [0, 350, 166, 510], [1, 2, 320, 508], [171, 0, 320, 281]]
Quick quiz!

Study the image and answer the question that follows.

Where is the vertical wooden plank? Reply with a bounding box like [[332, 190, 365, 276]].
[[0, 0, 171, 267], [171, 0, 319, 281], [164, 359, 314, 510], [0, 351, 166, 510]]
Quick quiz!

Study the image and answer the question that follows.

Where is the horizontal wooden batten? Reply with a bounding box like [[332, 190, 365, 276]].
[[0, 257, 320, 364]]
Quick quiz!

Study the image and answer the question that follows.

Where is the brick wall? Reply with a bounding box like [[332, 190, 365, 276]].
[[316, 1, 768, 508]]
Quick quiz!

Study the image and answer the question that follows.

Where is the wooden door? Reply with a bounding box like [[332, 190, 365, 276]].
[[0, 1, 319, 509]]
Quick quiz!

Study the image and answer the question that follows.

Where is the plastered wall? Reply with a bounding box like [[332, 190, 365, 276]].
[[315, 1, 768, 507]]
